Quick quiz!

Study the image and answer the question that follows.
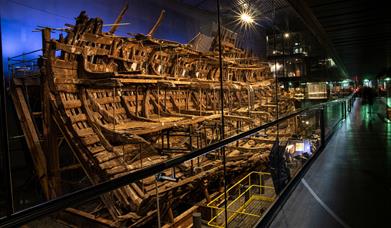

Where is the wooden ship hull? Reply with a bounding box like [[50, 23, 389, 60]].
[[13, 9, 297, 227]]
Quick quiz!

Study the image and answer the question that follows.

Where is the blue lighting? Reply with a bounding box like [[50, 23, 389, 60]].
[[1, 0, 200, 76]]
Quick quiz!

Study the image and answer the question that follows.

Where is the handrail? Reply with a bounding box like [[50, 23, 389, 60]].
[[7, 49, 42, 60], [0, 94, 354, 228], [8, 58, 40, 64]]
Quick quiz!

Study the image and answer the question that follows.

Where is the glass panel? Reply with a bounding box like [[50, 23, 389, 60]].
[[203, 109, 321, 227], [324, 102, 343, 137], [1, 0, 225, 223], [1, 0, 350, 227]]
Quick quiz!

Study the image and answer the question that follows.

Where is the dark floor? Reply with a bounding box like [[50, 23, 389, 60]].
[[270, 98, 391, 228]]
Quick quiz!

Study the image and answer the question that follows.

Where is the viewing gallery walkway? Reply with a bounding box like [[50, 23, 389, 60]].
[[269, 98, 391, 228]]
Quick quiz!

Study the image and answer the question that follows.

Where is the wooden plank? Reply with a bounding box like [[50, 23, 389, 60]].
[[74, 127, 95, 137], [11, 86, 50, 199], [81, 33, 114, 45], [95, 96, 121, 105], [56, 84, 78, 93], [88, 145, 106, 154], [162, 205, 199, 228], [69, 114, 87, 123], [47, 116, 62, 197], [81, 135, 101, 145], [63, 100, 82, 109], [63, 208, 117, 227]]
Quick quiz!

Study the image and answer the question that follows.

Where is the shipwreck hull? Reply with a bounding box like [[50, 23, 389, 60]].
[[36, 12, 297, 226]]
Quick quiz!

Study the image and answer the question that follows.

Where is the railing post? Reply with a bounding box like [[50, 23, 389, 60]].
[[320, 106, 325, 147], [345, 100, 348, 116], [343, 101, 347, 119], [193, 212, 202, 228]]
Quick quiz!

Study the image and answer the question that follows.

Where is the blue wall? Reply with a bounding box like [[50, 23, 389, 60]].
[[1, 0, 266, 76], [1, 0, 209, 76]]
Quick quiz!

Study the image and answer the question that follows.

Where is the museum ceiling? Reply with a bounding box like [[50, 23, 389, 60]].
[[180, 0, 391, 79], [291, 0, 391, 78]]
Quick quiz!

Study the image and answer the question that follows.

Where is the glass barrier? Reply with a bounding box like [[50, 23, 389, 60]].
[[323, 101, 344, 138], [7, 106, 327, 228], [0, 0, 354, 227]]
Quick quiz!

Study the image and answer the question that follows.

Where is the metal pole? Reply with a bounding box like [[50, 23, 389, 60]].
[[344, 101, 347, 118], [0, 14, 15, 216], [216, 0, 228, 226], [320, 106, 325, 147], [155, 179, 161, 228], [272, 0, 279, 140], [192, 212, 202, 228]]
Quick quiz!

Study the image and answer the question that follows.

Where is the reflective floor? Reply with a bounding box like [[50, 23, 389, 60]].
[[270, 98, 391, 228]]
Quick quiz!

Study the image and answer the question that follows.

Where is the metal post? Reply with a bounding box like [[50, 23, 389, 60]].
[[193, 212, 202, 228], [272, 0, 279, 140], [260, 174, 265, 194], [216, 0, 228, 227], [155, 179, 161, 228], [344, 100, 347, 118], [320, 107, 325, 147], [0, 14, 15, 216]]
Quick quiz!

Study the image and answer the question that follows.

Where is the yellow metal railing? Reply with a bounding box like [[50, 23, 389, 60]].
[[207, 172, 275, 228]]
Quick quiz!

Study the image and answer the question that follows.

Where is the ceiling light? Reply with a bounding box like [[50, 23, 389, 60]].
[[240, 12, 254, 24], [284, 33, 290, 38], [234, 5, 258, 30]]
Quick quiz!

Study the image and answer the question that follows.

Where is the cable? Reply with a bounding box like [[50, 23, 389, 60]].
[[8, 0, 72, 20]]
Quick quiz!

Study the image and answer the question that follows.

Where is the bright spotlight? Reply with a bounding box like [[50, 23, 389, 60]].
[[240, 12, 254, 24], [284, 33, 290, 38], [234, 7, 258, 30]]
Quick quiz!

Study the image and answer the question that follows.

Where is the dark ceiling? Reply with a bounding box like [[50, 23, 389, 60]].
[[180, 0, 391, 79], [302, 0, 391, 78]]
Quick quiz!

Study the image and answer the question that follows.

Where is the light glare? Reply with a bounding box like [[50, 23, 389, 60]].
[[240, 12, 254, 24], [233, 7, 258, 30]]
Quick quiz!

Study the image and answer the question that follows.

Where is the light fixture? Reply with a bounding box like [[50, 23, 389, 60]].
[[240, 12, 254, 24], [233, 3, 258, 30], [328, 58, 336, 67], [284, 33, 290, 38]]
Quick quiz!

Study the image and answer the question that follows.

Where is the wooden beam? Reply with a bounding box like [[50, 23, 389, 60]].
[[162, 205, 199, 228], [47, 115, 62, 197], [10, 86, 50, 199]]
